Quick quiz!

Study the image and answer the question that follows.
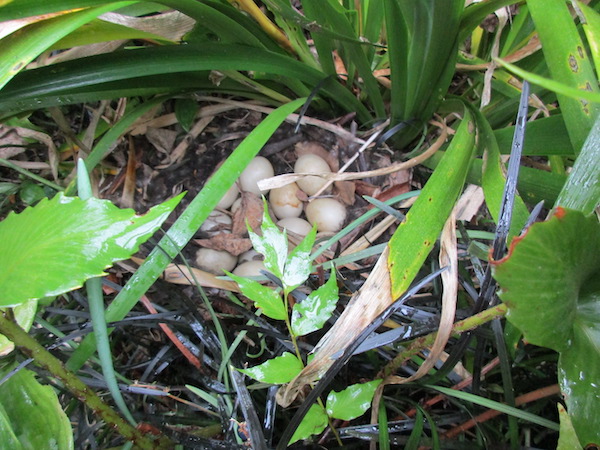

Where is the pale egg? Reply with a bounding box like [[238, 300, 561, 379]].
[[239, 156, 274, 195], [269, 182, 303, 219], [195, 248, 238, 275], [305, 198, 347, 232], [294, 154, 332, 195]]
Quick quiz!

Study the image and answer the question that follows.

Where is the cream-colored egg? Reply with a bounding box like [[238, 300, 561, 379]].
[[238, 249, 262, 264], [217, 184, 239, 209], [277, 217, 313, 237], [239, 156, 274, 195], [233, 260, 266, 277], [200, 211, 232, 236], [269, 183, 303, 219], [195, 248, 237, 275], [305, 198, 347, 232], [294, 154, 332, 195]]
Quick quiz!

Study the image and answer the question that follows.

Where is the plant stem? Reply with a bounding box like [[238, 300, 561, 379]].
[[380, 303, 508, 378], [0, 311, 173, 449]]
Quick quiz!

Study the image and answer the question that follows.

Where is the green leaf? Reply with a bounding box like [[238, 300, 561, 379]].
[[289, 403, 328, 445], [0, 300, 37, 356], [174, 97, 198, 133], [0, 367, 73, 449], [578, 1, 600, 78], [384, 0, 463, 142], [238, 352, 303, 384], [226, 272, 287, 320], [493, 208, 600, 446], [388, 107, 476, 299], [557, 404, 584, 450], [427, 386, 559, 431], [0, 2, 136, 91], [527, 0, 600, 153], [326, 379, 382, 421], [248, 201, 288, 281], [555, 114, 600, 214], [0, 192, 183, 306], [282, 225, 316, 291], [291, 269, 338, 336]]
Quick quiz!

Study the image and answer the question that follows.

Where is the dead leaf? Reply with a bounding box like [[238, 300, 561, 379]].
[[232, 192, 264, 235], [334, 180, 355, 205], [195, 233, 253, 256], [146, 127, 178, 157], [295, 141, 338, 170]]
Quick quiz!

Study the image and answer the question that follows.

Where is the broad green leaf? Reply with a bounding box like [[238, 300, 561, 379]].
[[0, 367, 73, 449], [326, 379, 382, 421], [289, 403, 328, 445], [0, 299, 37, 356], [248, 202, 288, 281], [527, 0, 600, 153], [291, 269, 338, 336], [0, 192, 183, 306], [282, 225, 316, 291], [0, 2, 136, 91], [388, 108, 476, 299], [556, 114, 600, 214], [557, 404, 584, 450], [226, 272, 287, 321], [238, 352, 303, 384], [67, 98, 307, 371], [493, 208, 600, 446]]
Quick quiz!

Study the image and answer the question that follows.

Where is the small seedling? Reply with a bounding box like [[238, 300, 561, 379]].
[[227, 200, 381, 444]]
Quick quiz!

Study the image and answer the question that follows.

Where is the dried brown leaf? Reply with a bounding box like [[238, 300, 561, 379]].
[[232, 192, 264, 235], [195, 233, 253, 256]]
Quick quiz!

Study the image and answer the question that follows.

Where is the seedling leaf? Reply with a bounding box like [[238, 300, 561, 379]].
[[248, 201, 288, 280], [0, 192, 183, 306], [289, 403, 328, 445], [283, 225, 317, 290], [493, 208, 600, 447], [227, 272, 287, 320], [326, 379, 382, 421], [238, 352, 303, 384], [291, 269, 338, 336]]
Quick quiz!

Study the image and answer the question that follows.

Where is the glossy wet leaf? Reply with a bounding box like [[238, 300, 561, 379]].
[[291, 269, 338, 337], [557, 404, 583, 450], [289, 403, 328, 445], [248, 202, 288, 281], [0, 367, 73, 449], [493, 208, 600, 447], [227, 272, 287, 321], [238, 352, 303, 384], [0, 192, 183, 306], [282, 226, 316, 291], [326, 379, 382, 421]]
